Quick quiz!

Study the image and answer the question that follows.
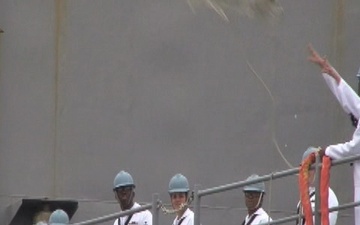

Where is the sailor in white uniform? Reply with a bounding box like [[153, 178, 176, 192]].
[[112, 170, 152, 225], [308, 44, 360, 225], [168, 173, 195, 225], [242, 174, 272, 225]]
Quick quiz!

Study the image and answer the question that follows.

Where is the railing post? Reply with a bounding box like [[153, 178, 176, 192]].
[[193, 184, 201, 225], [152, 193, 159, 225], [314, 153, 321, 225]]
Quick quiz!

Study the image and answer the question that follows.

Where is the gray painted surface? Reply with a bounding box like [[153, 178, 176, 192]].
[[0, 0, 359, 224]]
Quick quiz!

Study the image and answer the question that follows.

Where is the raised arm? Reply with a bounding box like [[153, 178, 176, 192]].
[[307, 44, 360, 118], [307, 44, 341, 84]]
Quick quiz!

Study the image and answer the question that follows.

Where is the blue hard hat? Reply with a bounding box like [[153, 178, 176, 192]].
[[243, 174, 265, 193], [49, 209, 69, 225], [113, 170, 135, 190], [168, 173, 190, 193]]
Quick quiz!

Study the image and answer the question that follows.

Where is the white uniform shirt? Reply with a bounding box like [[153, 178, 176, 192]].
[[243, 208, 272, 225], [171, 208, 194, 225], [296, 187, 339, 225], [322, 73, 360, 225], [113, 202, 153, 225]]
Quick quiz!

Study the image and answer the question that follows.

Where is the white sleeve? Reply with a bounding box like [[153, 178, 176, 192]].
[[113, 218, 119, 225], [328, 188, 339, 225], [323, 73, 360, 159], [323, 73, 360, 118], [325, 126, 360, 159]]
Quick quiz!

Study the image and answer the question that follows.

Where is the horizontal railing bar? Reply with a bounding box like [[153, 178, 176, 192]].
[[70, 203, 153, 225], [330, 154, 360, 166], [199, 168, 299, 197], [258, 214, 299, 225], [199, 154, 360, 197], [257, 201, 360, 225], [328, 200, 360, 212]]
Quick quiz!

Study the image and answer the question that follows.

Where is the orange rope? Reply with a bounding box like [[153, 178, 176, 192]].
[[320, 156, 331, 225], [299, 152, 316, 225], [299, 153, 331, 225]]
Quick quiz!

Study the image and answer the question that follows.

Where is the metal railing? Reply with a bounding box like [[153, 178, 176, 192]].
[[254, 201, 360, 225], [70, 194, 160, 225], [193, 154, 360, 225], [70, 154, 360, 225]]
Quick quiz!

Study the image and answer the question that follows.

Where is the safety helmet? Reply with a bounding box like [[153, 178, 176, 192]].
[[168, 173, 190, 193], [302, 146, 319, 161], [49, 209, 69, 225], [243, 174, 265, 193], [113, 170, 135, 190]]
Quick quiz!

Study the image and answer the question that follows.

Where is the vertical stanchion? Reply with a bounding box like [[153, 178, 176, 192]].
[[314, 153, 321, 225], [152, 193, 159, 225], [193, 184, 201, 225], [356, 67, 360, 96]]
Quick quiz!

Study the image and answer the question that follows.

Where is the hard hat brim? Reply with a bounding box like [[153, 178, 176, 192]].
[[243, 187, 265, 192], [113, 184, 135, 190], [168, 188, 189, 193]]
